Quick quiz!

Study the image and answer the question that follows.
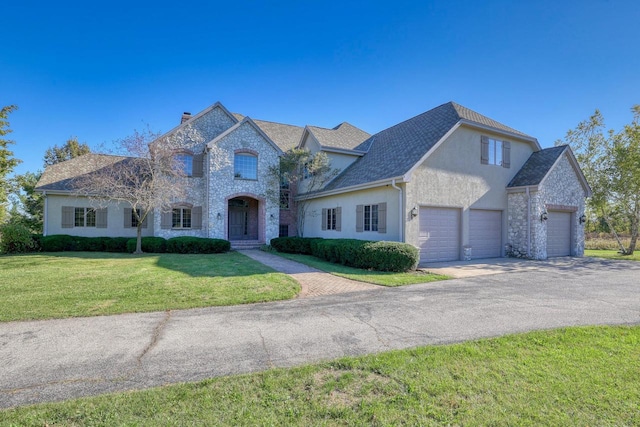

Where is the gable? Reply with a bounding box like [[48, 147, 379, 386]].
[[156, 102, 239, 152], [209, 118, 283, 155]]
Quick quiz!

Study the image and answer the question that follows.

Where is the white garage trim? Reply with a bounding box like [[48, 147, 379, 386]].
[[469, 209, 503, 259], [418, 206, 461, 263]]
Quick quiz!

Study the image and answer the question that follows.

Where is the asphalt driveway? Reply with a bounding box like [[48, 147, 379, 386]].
[[1, 257, 639, 409]]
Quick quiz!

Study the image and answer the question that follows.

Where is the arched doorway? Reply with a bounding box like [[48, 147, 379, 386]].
[[228, 197, 259, 241]]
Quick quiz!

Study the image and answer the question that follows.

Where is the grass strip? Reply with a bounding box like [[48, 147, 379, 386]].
[[0, 251, 300, 322], [272, 252, 449, 286], [2, 326, 638, 426]]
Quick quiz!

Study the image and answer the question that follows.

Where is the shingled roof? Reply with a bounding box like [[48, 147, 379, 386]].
[[306, 122, 370, 151], [35, 153, 132, 192], [507, 145, 568, 188], [232, 114, 304, 152], [323, 101, 535, 192]]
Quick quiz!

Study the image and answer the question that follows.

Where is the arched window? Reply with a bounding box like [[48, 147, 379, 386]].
[[234, 152, 258, 180]]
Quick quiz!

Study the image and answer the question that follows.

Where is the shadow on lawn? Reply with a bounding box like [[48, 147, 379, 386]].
[[33, 251, 274, 278]]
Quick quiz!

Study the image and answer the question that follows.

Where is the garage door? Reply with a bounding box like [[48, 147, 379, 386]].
[[419, 207, 460, 263], [469, 209, 502, 259], [547, 211, 572, 257]]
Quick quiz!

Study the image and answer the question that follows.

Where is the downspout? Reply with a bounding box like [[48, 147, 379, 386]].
[[526, 187, 531, 257], [43, 191, 48, 236], [391, 179, 403, 242]]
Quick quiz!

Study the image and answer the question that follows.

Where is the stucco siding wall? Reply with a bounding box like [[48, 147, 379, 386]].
[[206, 122, 281, 243], [326, 152, 359, 175], [405, 126, 535, 251], [302, 186, 401, 241], [45, 194, 154, 237]]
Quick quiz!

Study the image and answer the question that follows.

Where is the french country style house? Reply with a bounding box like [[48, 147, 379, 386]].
[[36, 101, 591, 262]]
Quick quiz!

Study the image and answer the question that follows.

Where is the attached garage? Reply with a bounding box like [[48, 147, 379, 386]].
[[546, 210, 572, 257], [469, 209, 502, 259], [419, 207, 460, 263]]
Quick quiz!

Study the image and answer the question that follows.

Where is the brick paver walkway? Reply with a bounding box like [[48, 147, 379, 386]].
[[241, 250, 380, 298]]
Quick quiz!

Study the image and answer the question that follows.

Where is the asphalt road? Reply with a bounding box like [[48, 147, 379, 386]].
[[1, 257, 639, 409]]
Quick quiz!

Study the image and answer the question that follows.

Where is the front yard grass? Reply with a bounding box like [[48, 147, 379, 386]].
[[0, 252, 300, 322], [585, 249, 640, 261], [273, 252, 449, 286], [2, 326, 638, 426]]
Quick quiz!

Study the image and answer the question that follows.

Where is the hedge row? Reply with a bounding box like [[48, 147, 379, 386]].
[[39, 235, 230, 254], [270, 237, 419, 272]]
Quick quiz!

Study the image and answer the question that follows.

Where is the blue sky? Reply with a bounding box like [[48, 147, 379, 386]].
[[3, 0, 639, 176]]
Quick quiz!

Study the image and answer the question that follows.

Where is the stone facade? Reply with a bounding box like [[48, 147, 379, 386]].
[[507, 154, 587, 259], [153, 106, 281, 244]]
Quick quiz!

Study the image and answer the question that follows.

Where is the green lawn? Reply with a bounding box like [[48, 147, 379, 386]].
[[273, 252, 449, 286], [585, 249, 640, 261], [2, 326, 638, 426], [0, 252, 300, 322]]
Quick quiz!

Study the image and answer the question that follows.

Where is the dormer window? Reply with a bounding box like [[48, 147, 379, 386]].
[[234, 152, 258, 180]]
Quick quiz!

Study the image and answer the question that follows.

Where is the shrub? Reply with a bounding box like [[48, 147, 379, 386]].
[[272, 237, 419, 272], [270, 236, 320, 254], [104, 237, 129, 253], [0, 224, 37, 253], [41, 234, 75, 252], [166, 237, 230, 254], [126, 237, 167, 253], [359, 241, 419, 272]]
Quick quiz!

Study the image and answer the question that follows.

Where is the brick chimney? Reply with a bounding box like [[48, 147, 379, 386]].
[[181, 112, 192, 124]]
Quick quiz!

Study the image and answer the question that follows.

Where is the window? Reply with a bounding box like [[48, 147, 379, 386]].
[[131, 209, 142, 227], [279, 224, 289, 237], [172, 207, 192, 228], [175, 153, 193, 176], [488, 139, 503, 166], [481, 136, 510, 168], [326, 208, 337, 230], [364, 205, 378, 231], [74, 207, 96, 227], [356, 203, 386, 233], [234, 153, 257, 180], [280, 190, 290, 209]]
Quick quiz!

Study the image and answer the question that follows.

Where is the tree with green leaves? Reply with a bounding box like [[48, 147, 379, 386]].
[[0, 105, 21, 223], [559, 106, 640, 255], [43, 137, 91, 166], [266, 148, 338, 236]]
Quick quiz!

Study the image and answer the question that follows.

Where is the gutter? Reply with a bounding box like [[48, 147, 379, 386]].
[[391, 179, 403, 242], [43, 191, 48, 236], [295, 176, 405, 201]]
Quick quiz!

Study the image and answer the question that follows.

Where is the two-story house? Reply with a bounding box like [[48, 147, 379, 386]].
[[35, 101, 591, 261]]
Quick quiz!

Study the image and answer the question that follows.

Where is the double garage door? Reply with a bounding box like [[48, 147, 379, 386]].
[[419, 207, 502, 263]]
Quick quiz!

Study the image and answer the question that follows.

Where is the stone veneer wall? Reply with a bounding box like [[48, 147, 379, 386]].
[[507, 154, 587, 259], [153, 106, 237, 239], [206, 121, 280, 243]]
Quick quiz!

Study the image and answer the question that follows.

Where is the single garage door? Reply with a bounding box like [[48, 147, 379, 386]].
[[547, 211, 572, 257], [469, 209, 502, 259], [419, 207, 460, 263]]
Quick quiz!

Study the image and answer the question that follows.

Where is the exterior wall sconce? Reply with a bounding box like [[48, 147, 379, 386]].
[[579, 214, 587, 224], [540, 211, 548, 222], [217, 213, 222, 220], [410, 206, 418, 218], [270, 214, 275, 220]]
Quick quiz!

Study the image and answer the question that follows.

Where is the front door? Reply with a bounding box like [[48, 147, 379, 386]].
[[228, 206, 248, 240], [228, 197, 260, 241]]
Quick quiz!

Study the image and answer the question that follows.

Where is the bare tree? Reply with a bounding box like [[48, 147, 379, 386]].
[[266, 148, 338, 236], [74, 126, 201, 253]]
